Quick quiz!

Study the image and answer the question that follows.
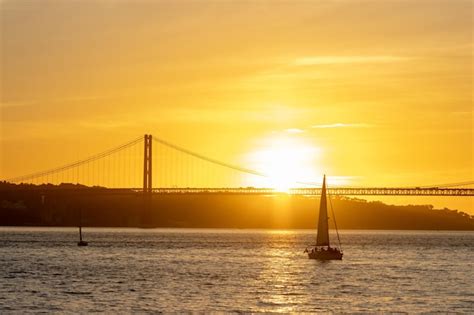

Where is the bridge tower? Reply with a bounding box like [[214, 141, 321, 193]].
[[142, 134, 153, 227], [143, 134, 152, 193]]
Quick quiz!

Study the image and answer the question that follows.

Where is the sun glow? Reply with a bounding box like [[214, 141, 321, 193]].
[[245, 136, 322, 192]]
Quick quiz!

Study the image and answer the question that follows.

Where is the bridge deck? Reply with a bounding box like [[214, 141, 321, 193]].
[[4, 187, 472, 196], [149, 187, 474, 196]]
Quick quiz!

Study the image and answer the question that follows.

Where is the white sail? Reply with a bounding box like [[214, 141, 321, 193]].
[[316, 175, 330, 246]]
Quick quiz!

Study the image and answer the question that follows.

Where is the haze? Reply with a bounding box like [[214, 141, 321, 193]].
[[1, 0, 472, 212]]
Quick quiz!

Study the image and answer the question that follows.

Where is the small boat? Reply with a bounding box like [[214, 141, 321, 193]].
[[77, 226, 88, 246], [305, 175, 343, 260], [77, 208, 88, 246]]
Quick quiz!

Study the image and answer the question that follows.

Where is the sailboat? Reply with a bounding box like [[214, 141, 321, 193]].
[[77, 208, 88, 246], [305, 175, 343, 260], [77, 226, 88, 246]]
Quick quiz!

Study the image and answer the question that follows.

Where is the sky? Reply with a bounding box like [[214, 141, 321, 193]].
[[1, 0, 472, 211]]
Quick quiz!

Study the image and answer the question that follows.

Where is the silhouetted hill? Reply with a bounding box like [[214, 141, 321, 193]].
[[0, 182, 472, 230]]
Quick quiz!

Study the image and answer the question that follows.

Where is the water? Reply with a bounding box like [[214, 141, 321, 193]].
[[0, 228, 472, 313]]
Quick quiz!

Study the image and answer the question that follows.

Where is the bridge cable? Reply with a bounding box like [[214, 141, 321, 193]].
[[6, 136, 143, 183], [153, 135, 388, 188], [152, 136, 268, 178]]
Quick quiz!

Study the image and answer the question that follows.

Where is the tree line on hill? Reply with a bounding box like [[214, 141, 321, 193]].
[[0, 182, 472, 230]]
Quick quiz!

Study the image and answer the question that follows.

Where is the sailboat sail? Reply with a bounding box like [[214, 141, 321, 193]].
[[316, 175, 330, 246]]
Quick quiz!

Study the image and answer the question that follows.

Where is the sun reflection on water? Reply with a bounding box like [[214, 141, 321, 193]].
[[250, 231, 310, 312]]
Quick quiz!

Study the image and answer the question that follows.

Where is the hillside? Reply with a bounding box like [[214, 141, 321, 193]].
[[0, 182, 472, 230]]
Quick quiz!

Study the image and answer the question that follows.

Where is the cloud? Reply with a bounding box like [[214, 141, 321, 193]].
[[0, 101, 39, 108], [78, 120, 136, 130], [450, 111, 472, 116], [293, 56, 410, 66], [285, 128, 305, 134], [311, 123, 373, 129]]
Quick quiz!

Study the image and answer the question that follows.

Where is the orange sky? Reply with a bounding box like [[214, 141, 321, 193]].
[[1, 1, 472, 212]]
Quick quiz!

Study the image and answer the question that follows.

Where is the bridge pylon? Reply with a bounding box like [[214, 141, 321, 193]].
[[143, 134, 152, 193], [142, 134, 153, 227]]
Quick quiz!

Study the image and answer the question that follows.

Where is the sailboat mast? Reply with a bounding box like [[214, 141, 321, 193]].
[[316, 175, 330, 247], [79, 208, 83, 241]]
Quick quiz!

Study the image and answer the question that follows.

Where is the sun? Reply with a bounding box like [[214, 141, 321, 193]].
[[245, 136, 321, 192]]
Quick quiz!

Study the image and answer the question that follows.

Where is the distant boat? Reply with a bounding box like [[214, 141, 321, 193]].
[[305, 175, 343, 260], [77, 226, 88, 246], [77, 208, 88, 246]]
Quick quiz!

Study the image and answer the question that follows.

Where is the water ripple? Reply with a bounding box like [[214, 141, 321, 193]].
[[0, 228, 472, 312]]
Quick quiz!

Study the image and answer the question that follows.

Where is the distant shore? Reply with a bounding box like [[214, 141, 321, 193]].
[[1, 226, 473, 232], [1, 183, 472, 231]]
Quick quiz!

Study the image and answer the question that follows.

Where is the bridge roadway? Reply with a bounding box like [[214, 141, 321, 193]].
[[148, 187, 474, 196], [7, 187, 471, 196]]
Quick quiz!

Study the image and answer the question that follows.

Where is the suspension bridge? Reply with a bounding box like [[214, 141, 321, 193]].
[[3, 134, 474, 197]]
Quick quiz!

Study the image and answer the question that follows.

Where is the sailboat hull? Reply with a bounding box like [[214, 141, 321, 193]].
[[308, 249, 343, 260]]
